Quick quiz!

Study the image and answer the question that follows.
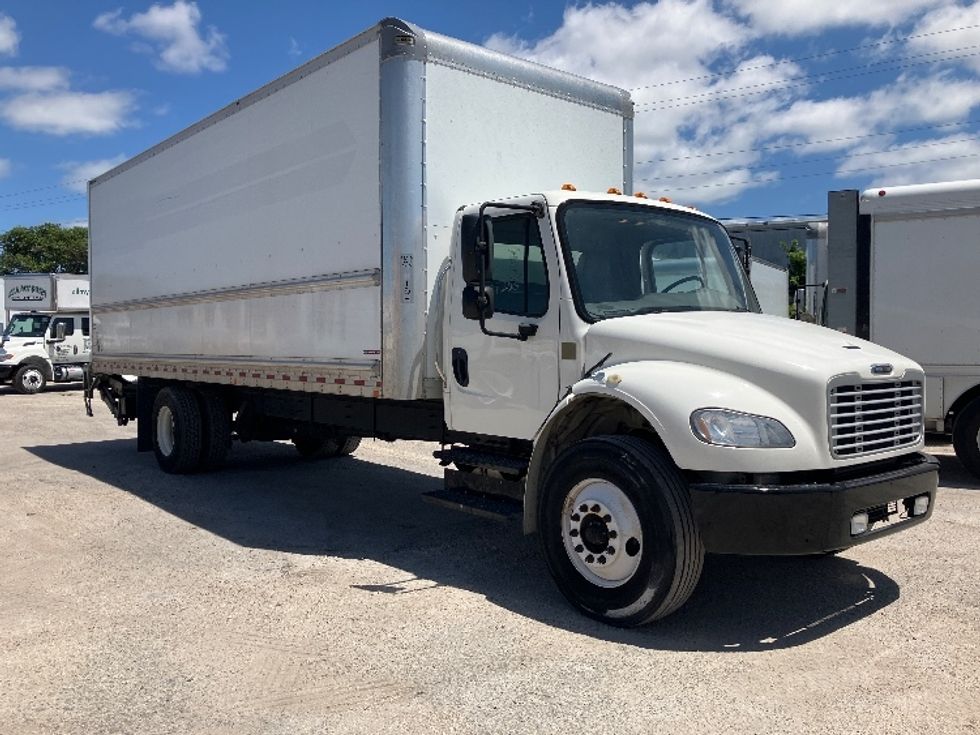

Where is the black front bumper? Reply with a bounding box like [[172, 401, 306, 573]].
[[0, 364, 14, 381], [689, 453, 939, 555]]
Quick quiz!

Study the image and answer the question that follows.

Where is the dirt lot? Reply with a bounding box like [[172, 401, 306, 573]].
[[1, 386, 978, 734]]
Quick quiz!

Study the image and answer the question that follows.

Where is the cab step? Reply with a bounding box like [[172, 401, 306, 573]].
[[421, 488, 522, 522]]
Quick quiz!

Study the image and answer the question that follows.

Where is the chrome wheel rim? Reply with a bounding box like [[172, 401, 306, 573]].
[[156, 405, 175, 457], [562, 478, 643, 588], [22, 368, 43, 391]]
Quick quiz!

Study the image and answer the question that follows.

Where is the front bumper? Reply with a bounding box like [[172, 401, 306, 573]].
[[689, 453, 938, 555], [0, 364, 15, 381]]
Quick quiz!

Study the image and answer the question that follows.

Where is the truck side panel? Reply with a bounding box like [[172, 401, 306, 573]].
[[90, 39, 382, 368]]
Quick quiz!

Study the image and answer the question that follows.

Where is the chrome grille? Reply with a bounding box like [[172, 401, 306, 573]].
[[829, 380, 923, 458]]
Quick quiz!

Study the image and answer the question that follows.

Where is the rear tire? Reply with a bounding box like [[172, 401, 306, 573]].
[[152, 386, 204, 474], [539, 435, 703, 627], [292, 435, 361, 459], [198, 389, 231, 471], [13, 364, 47, 394], [953, 397, 980, 479]]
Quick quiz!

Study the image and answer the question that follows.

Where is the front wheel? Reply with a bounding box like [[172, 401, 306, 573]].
[[13, 364, 47, 394], [539, 435, 703, 626]]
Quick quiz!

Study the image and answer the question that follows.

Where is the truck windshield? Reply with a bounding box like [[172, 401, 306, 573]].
[[3, 314, 51, 338], [557, 201, 760, 321]]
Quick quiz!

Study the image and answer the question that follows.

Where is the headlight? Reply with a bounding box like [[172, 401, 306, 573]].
[[690, 408, 795, 448]]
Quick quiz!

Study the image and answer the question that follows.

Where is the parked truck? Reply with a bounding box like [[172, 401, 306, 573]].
[[827, 180, 980, 478], [86, 18, 936, 626], [1, 273, 91, 393]]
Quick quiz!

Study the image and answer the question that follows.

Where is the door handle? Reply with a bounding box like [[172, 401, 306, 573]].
[[451, 347, 469, 387]]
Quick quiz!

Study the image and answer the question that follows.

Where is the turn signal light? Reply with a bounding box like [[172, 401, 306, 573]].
[[607, 187, 622, 195], [658, 196, 672, 203], [561, 183, 577, 191], [634, 191, 649, 199]]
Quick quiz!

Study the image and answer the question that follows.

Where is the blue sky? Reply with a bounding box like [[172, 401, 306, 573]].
[[1, 0, 979, 231]]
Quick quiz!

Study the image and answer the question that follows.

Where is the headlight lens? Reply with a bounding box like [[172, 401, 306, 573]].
[[690, 409, 795, 448]]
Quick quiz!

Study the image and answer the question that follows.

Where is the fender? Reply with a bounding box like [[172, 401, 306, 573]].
[[524, 360, 823, 533], [14, 354, 54, 380]]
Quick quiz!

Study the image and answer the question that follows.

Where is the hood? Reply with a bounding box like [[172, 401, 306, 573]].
[[585, 311, 920, 386]]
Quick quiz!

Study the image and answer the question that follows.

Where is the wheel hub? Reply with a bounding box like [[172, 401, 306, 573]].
[[562, 480, 643, 588]]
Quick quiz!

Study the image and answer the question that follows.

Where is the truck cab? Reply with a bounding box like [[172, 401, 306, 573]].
[[1, 311, 91, 393], [443, 190, 936, 623]]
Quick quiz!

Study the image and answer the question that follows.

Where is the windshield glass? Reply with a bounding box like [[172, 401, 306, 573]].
[[558, 201, 760, 321], [3, 314, 51, 338]]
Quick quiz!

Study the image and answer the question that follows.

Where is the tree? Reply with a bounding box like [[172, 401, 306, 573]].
[[0, 223, 89, 275], [781, 238, 807, 319]]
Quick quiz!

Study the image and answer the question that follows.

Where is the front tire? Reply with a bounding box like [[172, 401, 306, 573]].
[[152, 386, 204, 474], [13, 364, 47, 394], [539, 435, 703, 627], [953, 397, 980, 478]]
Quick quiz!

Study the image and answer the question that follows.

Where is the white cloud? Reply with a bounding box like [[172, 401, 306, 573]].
[[0, 14, 19, 56], [0, 91, 136, 135], [94, 1, 228, 74], [0, 157, 11, 178], [60, 218, 89, 229], [288, 37, 301, 58], [59, 155, 127, 192], [839, 135, 980, 187], [726, 0, 944, 36], [0, 66, 70, 92]]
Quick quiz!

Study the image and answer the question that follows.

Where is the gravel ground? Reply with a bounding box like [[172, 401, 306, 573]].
[[1, 386, 978, 734]]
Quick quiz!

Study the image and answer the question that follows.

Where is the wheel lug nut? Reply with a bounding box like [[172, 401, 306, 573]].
[[585, 554, 594, 564], [571, 513, 580, 522], [598, 556, 606, 564], [579, 504, 588, 513], [569, 529, 579, 537], [602, 514, 611, 523], [590, 504, 600, 513], [609, 530, 618, 539], [607, 546, 615, 555], [575, 544, 584, 553]]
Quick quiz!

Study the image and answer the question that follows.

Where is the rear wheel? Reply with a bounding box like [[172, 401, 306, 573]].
[[539, 435, 703, 626], [13, 364, 47, 394], [152, 386, 204, 474], [953, 396, 980, 479], [292, 435, 361, 460], [198, 389, 232, 471]]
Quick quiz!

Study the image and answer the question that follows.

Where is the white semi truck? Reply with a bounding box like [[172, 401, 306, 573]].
[[827, 180, 980, 478], [86, 19, 936, 626], [1, 273, 91, 393]]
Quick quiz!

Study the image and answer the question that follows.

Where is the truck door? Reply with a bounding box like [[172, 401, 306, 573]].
[[48, 316, 86, 364], [447, 203, 561, 439]]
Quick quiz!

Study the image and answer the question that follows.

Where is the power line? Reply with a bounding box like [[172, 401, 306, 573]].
[[634, 44, 980, 109], [0, 194, 86, 212], [628, 22, 980, 92], [0, 178, 87, 200], [635, 48, 980, 112], [646, 151, 980, 192], [647, 135, 980, 182], [636, 119, 980, 165]]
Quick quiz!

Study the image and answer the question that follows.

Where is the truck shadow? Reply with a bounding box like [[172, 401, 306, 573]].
[[27, 438, 900, 653], [0, 383, 82, 395], [934, 453, 980, 491]]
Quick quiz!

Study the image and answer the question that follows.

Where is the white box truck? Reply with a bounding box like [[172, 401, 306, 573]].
[[827, 179, 980, 478], [1, 273, 91, 393], [86, 19, 936, 626]]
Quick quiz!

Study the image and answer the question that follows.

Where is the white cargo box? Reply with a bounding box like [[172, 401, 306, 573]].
[[89, 18, 633, 401], [4, 273, 89, 312]]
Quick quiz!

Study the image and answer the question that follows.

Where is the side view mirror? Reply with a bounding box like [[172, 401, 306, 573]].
[[49, 322, 66, 342], [462, 283, 494, 320], [729, 235, 752, 274]]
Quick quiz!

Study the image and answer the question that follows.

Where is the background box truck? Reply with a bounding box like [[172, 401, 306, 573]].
[[827, 179, 980, 477], [1, 273, 91, 393], [87, 18, 936, 626]]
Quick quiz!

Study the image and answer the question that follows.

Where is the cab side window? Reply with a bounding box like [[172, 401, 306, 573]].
[[490, 214, 549, 317], [51, 317, 75, 337], [81, 317, 90, 337]]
